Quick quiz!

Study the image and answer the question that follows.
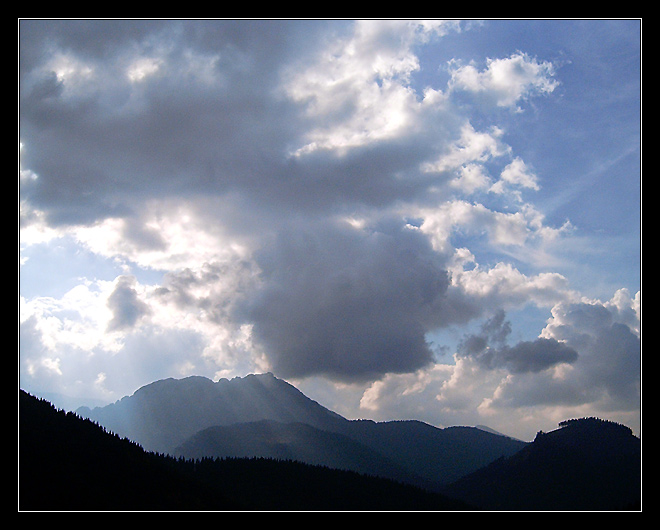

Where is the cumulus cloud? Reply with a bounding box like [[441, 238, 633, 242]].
[[19, 20, 311, 226], [490, 157, 539, 195], [421, 123, 509, 174], [538, 291, 641, 407], [475, 290, 641, 415], [414, 200, 572, 256], [19, 19, 564, 245], [284, 20, 462, 155], [447, 51, 559, 109]]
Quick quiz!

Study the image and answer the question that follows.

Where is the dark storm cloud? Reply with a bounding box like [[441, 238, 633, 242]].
[[19, 19, 442, 232], [20, 19, 461, 230], [19, 20, 332, 226], [240, 218, 451, 382], [497, 338, 578, 374], [458, 309, 578, 373]]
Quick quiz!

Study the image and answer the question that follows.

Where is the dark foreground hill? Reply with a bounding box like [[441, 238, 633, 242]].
[[77, 373, 526, 488], [19, 390, 470, 511], [442, 417, 641, 511]]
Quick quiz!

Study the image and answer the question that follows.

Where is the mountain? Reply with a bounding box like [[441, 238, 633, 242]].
[[19, 390, 470, 511], [77, 373, 527, 489], [339, 419, 528, 486], [174, 419, 428, 488], [22, 377, 642, 510], [475, 424, 522, 441], [77, 373, 347, 454], [442, 417, 641, 510]]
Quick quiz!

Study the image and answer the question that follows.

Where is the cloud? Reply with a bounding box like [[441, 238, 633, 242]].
[[456, 309, 578, 373], [284, 20, 462, 155], [448, 51, 559, 109], [413, 200, 572, 256], [490, 157, 539, 195], [538, 290, 641, 407], [19, 20, 311, 226], [19, 19, 566, 245], [106, 275, 150, 332], [349, 288, 639, 440], [240, 218, 451, 382], [19, 19, 638, 441], [421, 123, 509, 174], [476, 290, 641, 414]]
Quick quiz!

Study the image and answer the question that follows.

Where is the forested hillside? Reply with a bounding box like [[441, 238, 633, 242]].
[[442, 417, 641, 510], [19, 390, 469, 511]]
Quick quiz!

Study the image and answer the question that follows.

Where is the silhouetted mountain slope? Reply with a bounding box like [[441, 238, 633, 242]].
[[19, 390, 241, 510], [442, 417, 641, 511], [77, 373, 527, 488], [19, 390, 470, 511]]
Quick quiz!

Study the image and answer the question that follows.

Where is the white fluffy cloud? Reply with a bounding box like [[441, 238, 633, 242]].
[[413, 200, 571, 255], [284, 20, 462, 155], [491, 157, 539, 195], [421, 123, 509, 174], [448, 51, 559, 109]]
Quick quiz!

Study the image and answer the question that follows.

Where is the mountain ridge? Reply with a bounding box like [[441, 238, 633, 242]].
[[75, 372, 527, 489], [22, 372, 642, 510], [77, 372, 349, 454]]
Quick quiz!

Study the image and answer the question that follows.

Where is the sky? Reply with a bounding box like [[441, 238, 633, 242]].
[[19, 19, 641, 441]]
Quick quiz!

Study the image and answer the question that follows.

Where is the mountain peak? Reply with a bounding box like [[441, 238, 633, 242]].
[[242, 371, 276, 379], [78, 372, 348, 454], [475, 424, 522, 441]]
